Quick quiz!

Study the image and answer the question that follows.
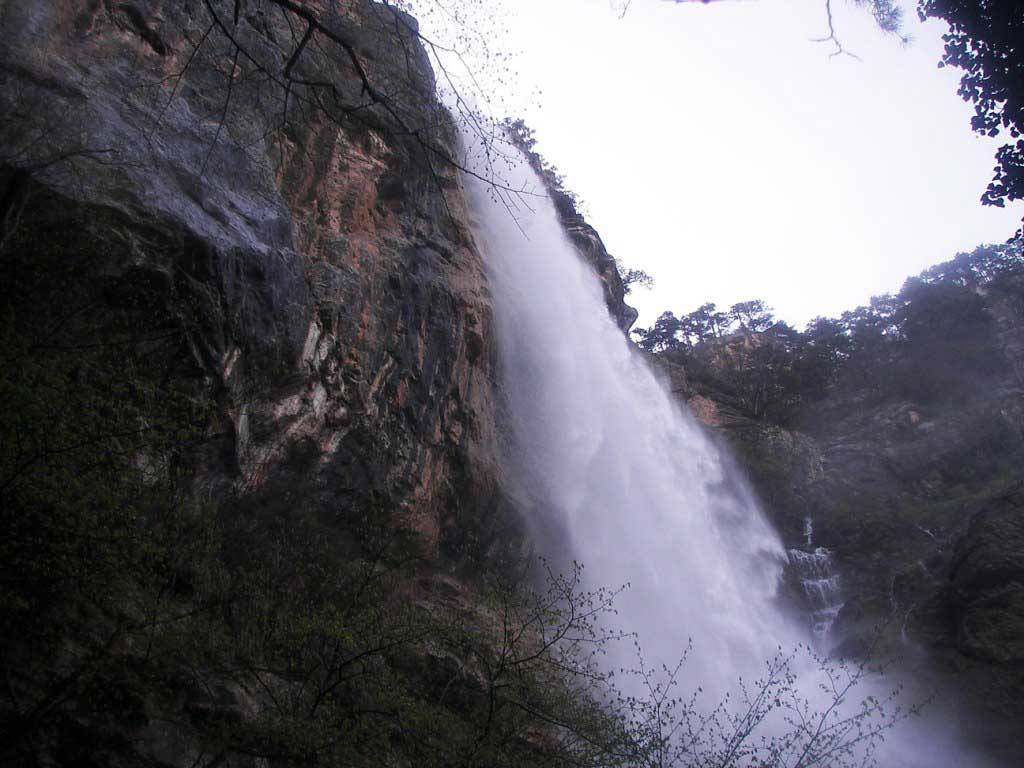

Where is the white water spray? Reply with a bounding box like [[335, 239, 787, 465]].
[[462, 140, 797, 699], [459, 132, 998, 767]]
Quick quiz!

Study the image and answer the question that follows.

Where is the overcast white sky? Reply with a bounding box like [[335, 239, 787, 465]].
[[417, 0, 1023, 329]]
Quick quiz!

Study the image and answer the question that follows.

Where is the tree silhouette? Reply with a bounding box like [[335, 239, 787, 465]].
[[918, 0, 1024, 236], [729, 300, 775, 334]]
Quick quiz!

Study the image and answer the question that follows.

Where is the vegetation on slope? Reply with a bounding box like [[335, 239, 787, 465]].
[[634, 244, 1023, 425]]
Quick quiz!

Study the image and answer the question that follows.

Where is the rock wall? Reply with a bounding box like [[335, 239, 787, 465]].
[[0, 6, 656, 761], [0, 0, 502, 558]]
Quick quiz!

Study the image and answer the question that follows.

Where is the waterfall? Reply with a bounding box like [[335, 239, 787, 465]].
[[458, 132, 998, 767], [461, 138, 797, 700], [788, 548, 844, 639], [788, 517, 845, 642]]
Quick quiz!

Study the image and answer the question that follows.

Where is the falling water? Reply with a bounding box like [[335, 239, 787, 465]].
[[788, 547, 845, 641], [788, 517, 845, 642], [458, 131, 1000, 767], [461, 138, 797, 701]]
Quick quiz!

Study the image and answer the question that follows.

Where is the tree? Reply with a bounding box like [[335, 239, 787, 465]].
[[728, 299, 775, 334], [612, 643, 912, 768], [648, 0, 1023, 234], [634, 310, 683, 353], [797, 316, 851, 397], [632, 304, 724, 353], [621, 267, 655, 295], [810, 0, 907, 59], [622, 0, 907, 42], [918, 0, 1024, 234], [918, 242, 1024, 285], [892, 275, 1006, 400]]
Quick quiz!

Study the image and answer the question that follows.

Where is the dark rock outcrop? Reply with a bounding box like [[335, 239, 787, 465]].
[[0, 0, 501, 554], [950, 487, 1024, 664]]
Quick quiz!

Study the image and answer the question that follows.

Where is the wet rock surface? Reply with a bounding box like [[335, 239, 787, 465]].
[[0, 0, 501, 551]]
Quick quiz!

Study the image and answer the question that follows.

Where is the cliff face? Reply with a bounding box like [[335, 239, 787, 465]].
[[0, 4, 515, 760], [671, 274, 1024, 760], [2, 5, 652, 763], [0, 0, 501, 555]]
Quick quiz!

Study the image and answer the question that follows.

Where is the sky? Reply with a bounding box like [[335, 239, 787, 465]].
[[414, 0, 1024, 329]]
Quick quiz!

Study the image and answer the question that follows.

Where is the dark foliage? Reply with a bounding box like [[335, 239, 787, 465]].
[[620, 266, 654, 296], [634, 244, 1024, 421], [918, 0, 1024, 235]]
